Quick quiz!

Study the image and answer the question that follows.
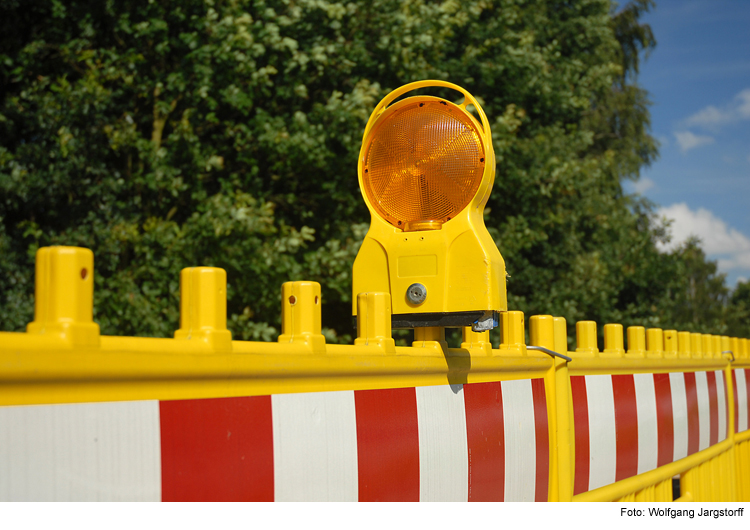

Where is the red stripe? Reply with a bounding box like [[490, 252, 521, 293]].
[[570, 376, 590, 495], [354, 387, 419, 501], [159, 395, 274, 501], [684, 372, 700, 455], [653, 373, 674, 467], [707, 371, 719, 446], [531, 378, 549, 502], [732, 370, 739, 435], [463, 381, 505, 501], [612, 374, 638, 481]]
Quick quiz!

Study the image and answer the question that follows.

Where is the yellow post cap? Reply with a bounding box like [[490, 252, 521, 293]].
[[26, 246, 100, 346], [174, 267, 232, 350], [355, 292, 396, 352], [576, 321, 598, 356], [278, 281, 326, 353], [603, 323, 624, 356], [626, 326, 646, 357]]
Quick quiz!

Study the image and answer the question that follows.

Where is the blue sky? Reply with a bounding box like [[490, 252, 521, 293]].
[[626, 0, 750, 287]]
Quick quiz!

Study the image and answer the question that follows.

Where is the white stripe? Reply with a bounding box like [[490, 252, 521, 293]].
[[271, 391, 358, 501], [0, 401, 161, 501], [670, 373, 689, 461], [695, 371, 711, 451], [416, 384, 469, 501], [633, 373, 658, 474], [585, 375, 616, 491], [501, 379, 537, 501], [736, 369, 749, 433], [715, 371, 727, 442]]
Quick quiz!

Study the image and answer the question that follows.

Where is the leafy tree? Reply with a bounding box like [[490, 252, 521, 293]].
[[727, 279, 750, 339], [658, 238, 729, 334], [1, 0, 744, 345]]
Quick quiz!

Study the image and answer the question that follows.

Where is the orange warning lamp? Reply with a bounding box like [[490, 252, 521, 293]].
[[352, 80, 507, 331]]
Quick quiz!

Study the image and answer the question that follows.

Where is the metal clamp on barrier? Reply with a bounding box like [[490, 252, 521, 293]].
[[527, 345, 573, 362]]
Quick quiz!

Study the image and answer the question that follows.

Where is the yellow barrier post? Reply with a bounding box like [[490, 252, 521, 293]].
[[721, 336, 732, 360], [460, 327, 492, 356], [553, 316, 575, 501], [576, 321, 598, 357], [715, 335, 724, 360], [626, 326, 646, 358], [530, 315, 573, 502], [354, 292, 396, 353], [553, 317, 568, 358], [691, 332, 703, 359], [278, 281, 326, 353], [646, 328, 664, 359], [724, 337, 738, 502], [677, 331, 691, 359], [500, 311, 527, 354], [412, 326, 448, 357], [703, 334, 715, 359], [174, 267, 232, 350], [602, 323, 625, 357], [26, 246, 100, 347], [664, 330, 678, 359]]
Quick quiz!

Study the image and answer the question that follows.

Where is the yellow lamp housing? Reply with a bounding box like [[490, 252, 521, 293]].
[[352, 80, 507, 331]]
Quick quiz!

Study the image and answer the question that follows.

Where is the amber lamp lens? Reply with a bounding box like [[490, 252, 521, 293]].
[[362, 100, 485, 228]]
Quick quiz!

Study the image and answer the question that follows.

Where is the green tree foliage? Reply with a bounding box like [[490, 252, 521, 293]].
[[661, 238, 729, 333], [0, 0, 745, 344], [727, 279, 750, 339]]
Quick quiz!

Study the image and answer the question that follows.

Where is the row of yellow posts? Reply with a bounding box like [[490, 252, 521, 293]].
[[0, 246, 748, 501], [17, 246, 749, 358]]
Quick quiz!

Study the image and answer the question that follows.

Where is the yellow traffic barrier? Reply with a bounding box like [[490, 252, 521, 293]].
[[0, 246, 748, 501], [1, 248, 560, 501], [733, 336, 750, 501], [1, 80, 748, 502], [565, 320, 738, 502]]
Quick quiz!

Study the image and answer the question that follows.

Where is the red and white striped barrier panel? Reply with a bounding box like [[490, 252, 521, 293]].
[[572, 370, 731, 495], [0, 379, 549, 501], [732, 368, 750, 434]]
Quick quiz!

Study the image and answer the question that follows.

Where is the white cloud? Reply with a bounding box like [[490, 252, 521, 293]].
[[684, 105, 730, 129], [632, 177, 655, 194], [657, 203, 750, 274], [738, 89, 750, 117], [684, 88, 750, 130], [674, 131, 714, 153]]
